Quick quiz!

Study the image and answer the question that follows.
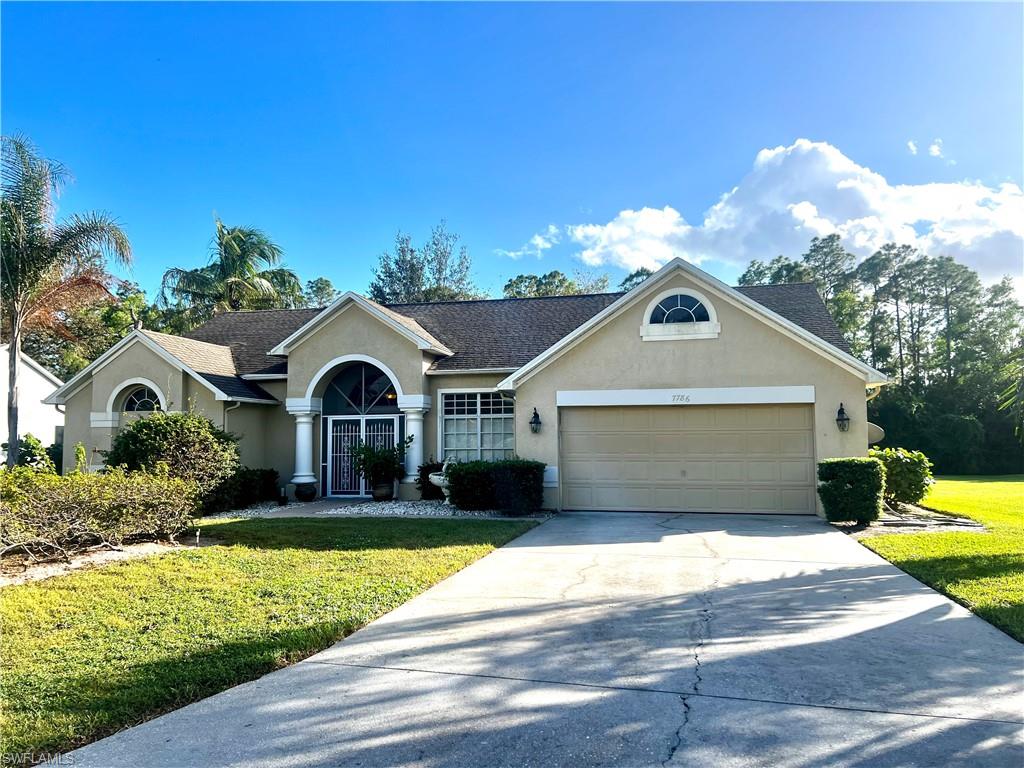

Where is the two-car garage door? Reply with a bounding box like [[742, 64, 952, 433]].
[[559, 404, 816, 514]]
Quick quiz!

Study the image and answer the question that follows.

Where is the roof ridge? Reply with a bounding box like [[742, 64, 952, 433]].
[[386, 291, 625, 309]]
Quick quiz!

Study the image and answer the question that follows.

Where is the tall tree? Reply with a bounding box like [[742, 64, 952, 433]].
[[1, 135, 132, 466], [737, 255, 813, 286], [160, 218, 300, 325], [855, 248, 895, 371], [800, 234, 855, 304], [368, 221, 478, 304], [302, 277, 340, 308], [928, 256, 982, 381], [619, 267, 654, 291]]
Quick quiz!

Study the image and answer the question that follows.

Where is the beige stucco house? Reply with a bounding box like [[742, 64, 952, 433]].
[[45, 259, 887, 515]]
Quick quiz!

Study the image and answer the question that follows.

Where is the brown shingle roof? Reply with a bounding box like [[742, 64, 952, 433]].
[[142, 330, 277, 401], [178, 283, 852, 378]]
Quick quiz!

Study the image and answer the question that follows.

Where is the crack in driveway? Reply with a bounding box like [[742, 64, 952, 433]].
[[659, 521, 724, 766]]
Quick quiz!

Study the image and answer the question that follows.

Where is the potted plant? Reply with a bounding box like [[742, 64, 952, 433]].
[[351, 437, 412, 501]]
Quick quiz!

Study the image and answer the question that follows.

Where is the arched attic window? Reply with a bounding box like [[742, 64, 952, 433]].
[[123, 386, 161, 412], [641, 289, 721, 341]]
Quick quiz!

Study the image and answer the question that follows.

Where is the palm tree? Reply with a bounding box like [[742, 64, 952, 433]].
[[1, 135, 132, 467], [160, 219, 301, 325]]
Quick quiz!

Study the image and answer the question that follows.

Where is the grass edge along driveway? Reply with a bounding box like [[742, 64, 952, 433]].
[[0, 516, 537, 758], [863, 475, 1023, 642]]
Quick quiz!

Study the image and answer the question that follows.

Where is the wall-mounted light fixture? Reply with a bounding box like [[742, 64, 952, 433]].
[[836, 403, 850, 432], [529, 408, 542, 434]]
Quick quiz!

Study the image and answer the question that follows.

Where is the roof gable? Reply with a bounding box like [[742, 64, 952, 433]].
[[44, 330, 276, 405], [496, 259, 887, 389], [268, 292, 453, 357]]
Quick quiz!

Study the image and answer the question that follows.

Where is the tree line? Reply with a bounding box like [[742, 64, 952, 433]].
[[739, 235, 1023, 474]]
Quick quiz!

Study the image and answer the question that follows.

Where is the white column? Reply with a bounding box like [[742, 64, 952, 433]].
[[401, 408, 426, 482], [290, 412, 317, 485]]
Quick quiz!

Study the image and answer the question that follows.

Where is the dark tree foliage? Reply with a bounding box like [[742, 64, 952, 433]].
[[368, 221, 480, 304], [740, 238, 1024, 473], [503, 270, 609, 298]]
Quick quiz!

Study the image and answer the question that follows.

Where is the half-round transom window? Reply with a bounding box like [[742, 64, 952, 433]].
[[650, 294, 711, 324], [123, 386, 161, 412]]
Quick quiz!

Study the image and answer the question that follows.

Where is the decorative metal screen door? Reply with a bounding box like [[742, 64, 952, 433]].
[[328, 418, 362, 495], [327, 416, 399, 496]]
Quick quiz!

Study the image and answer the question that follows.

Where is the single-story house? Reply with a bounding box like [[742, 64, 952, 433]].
[[2, 344, 65, 453], [45, 259, 888, 515]]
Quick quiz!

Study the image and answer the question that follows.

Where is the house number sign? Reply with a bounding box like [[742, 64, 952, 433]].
[[670, 393, 692, 403]]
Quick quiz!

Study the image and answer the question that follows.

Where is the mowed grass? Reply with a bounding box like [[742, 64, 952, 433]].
[[0, 516, 536, 757], [864, 476, 1024, 641]]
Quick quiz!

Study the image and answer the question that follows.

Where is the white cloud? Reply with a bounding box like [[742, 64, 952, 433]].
[[907, 140, 918, 155], [496, 224, 561, 260], [567, 138, 1024, 286], [928, 139, 944, 158]]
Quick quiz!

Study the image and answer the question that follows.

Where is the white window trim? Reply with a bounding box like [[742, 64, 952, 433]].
[[640, 287, 721, 342], [435, 388, 516, 462], [104, 378, 169, 418]]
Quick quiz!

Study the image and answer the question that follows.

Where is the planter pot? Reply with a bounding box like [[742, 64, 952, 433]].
[[294, 483, 317, 503], [372, 482, 394, 502]]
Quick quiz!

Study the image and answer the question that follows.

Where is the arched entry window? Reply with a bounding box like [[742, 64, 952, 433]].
[[322, 362, 401, 416], [321, 362, 403, 497]]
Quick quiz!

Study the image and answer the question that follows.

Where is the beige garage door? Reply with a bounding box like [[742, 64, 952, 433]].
[[560, 404, 816, 514]]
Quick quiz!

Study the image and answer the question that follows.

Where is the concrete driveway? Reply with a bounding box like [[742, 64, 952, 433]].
[[71, 512, 1023, 768]]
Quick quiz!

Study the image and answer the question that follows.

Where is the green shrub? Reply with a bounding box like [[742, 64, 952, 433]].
[[492, 459, 545, 515], [446, 461, 496, 510], [817, 457, 886, 524], [232, 467, 281, 509], [0, 465, 197, 560], [417, 460, 445, 501], [104, 411, 239, 514], [46, 442, 63, 474], [1, 434, 55, 472], [447, 459, 546, 515], [869, 447, 934, 506]]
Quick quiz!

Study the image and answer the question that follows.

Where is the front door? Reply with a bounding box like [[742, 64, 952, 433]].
[[327, 416, 399, 496]]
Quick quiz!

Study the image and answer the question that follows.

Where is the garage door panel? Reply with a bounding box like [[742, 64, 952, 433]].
[[560, 404, 815, 515]]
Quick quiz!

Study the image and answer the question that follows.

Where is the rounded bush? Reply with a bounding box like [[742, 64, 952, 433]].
[[104, 411, 240, 514], [817, 457, 885, 524], [869, 447, 934, 506]]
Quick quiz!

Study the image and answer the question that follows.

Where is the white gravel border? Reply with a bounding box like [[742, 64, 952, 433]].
[[209, 499, 548, 520]]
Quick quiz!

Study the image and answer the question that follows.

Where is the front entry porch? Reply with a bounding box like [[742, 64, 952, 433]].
[[286, 356, 430, 500]]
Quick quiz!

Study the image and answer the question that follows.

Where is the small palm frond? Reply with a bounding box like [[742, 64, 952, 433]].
[[52, 212, 132, 267]]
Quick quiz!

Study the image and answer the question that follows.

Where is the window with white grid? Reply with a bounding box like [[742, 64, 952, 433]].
[[442, 392, 515, 462]]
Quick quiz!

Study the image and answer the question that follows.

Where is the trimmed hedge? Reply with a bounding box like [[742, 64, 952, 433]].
[[417, 460, 446, 501], [230, 468, 281, 509], [0, 465, 197, 561], [447, 459, 545, 515], [869, 447, 934, 506], [104, 411, 239, 514], [817, 457, 886, 524]]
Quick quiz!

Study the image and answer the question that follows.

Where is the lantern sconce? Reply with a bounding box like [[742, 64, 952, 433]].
[[836, 403, 851, 432], [529, 408, 542, 434]]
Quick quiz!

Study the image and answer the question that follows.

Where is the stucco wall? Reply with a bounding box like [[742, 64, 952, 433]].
[[286, 305, 429, 399], [513, 275, 868, 510], [90, 342, 184, 414], [61, 384, 93, 471]]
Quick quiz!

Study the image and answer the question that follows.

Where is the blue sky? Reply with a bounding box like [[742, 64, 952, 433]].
[[3, 2, 1022, 299]]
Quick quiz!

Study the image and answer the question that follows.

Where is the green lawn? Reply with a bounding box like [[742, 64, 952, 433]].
[[864, 475, 1024, 642], [0, 516, 535, 757]]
